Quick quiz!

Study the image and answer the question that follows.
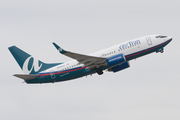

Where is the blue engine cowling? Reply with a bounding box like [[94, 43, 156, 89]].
[[110, 62, 130, 72], [106, 53, 126, 67]]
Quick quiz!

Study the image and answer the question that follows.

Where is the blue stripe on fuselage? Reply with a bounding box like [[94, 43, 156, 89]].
[[30, 38, 172, 83], [125, 38, 172, 59], [39, 39, 172, 76], [38, 66, 88, 76]]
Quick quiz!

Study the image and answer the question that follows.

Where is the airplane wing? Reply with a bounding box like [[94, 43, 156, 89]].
[[52, 42, 107, 69]]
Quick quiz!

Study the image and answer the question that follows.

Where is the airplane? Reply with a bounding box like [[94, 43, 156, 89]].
[[8, 35, 172, 84]]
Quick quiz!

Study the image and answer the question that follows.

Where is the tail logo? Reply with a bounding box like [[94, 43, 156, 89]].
[[22, 56, 42, 74]]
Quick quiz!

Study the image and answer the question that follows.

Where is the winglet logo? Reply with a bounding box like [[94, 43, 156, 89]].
[[58, 48, 63, 52], [22, 56, 42, 74]]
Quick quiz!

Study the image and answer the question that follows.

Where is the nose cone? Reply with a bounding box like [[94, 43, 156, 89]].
[[167, 36, 173, 42], [164, 36, 172, 46]]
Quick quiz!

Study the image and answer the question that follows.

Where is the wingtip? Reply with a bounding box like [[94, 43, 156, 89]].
[[8, 45, 17, 50], [52, 42, 67, 54], [52, 42, 60, 50]]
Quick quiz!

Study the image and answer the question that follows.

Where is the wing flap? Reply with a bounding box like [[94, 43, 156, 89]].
[[13, 74, 39, 80]]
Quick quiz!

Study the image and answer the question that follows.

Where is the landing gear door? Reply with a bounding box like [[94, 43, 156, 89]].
[[146, 37, 152, 45]]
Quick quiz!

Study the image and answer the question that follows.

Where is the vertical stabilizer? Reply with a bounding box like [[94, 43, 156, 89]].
[[8, 46, 62, 74]]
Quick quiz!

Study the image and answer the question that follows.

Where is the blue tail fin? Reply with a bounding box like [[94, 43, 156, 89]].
[[8, 46, 62, 74]]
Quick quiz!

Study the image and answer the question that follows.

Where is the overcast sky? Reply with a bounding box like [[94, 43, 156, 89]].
[[0, 0, 180, 120]]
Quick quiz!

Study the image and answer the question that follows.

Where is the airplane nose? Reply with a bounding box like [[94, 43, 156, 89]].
[[168, 36, 173, 41], [165, 36, 172, 43]]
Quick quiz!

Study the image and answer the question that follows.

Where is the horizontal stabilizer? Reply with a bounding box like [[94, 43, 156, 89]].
[[13, 74, 39, 80]]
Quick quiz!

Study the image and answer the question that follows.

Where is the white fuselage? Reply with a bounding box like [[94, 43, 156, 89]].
[[43, 34, 172, 74]]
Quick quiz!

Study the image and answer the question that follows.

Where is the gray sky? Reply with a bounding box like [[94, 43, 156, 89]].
[[0, 0, 180, 120]]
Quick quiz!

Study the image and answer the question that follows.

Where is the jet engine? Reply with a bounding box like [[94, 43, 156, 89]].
[[96, 53, 128, 75], [108, 62, 130, 72], [106, 53, 126, 67]]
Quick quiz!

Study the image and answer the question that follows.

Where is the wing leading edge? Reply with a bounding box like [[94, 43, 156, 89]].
[[52, 42, 107, 69]]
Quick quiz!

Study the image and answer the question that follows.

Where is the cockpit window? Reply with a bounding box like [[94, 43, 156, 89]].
[[160, 36, 167, 38], [156, 35, 167, 38]]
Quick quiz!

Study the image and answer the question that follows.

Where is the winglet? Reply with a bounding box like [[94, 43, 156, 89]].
[[52, 42, 67, 54]]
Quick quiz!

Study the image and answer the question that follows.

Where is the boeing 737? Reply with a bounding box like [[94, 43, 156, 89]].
[[8, 35, 172, 84]]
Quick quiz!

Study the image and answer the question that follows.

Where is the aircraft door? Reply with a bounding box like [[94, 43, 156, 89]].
[[50, 70, 56, 79], [146, 37, 152, 45]]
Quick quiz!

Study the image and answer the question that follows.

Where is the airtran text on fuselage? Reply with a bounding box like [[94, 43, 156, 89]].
[[119, 40, 141, 50]]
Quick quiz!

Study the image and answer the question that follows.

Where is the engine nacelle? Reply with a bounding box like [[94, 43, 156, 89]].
[[106, 53, 126, 67], [109, 62, 130, 73]]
